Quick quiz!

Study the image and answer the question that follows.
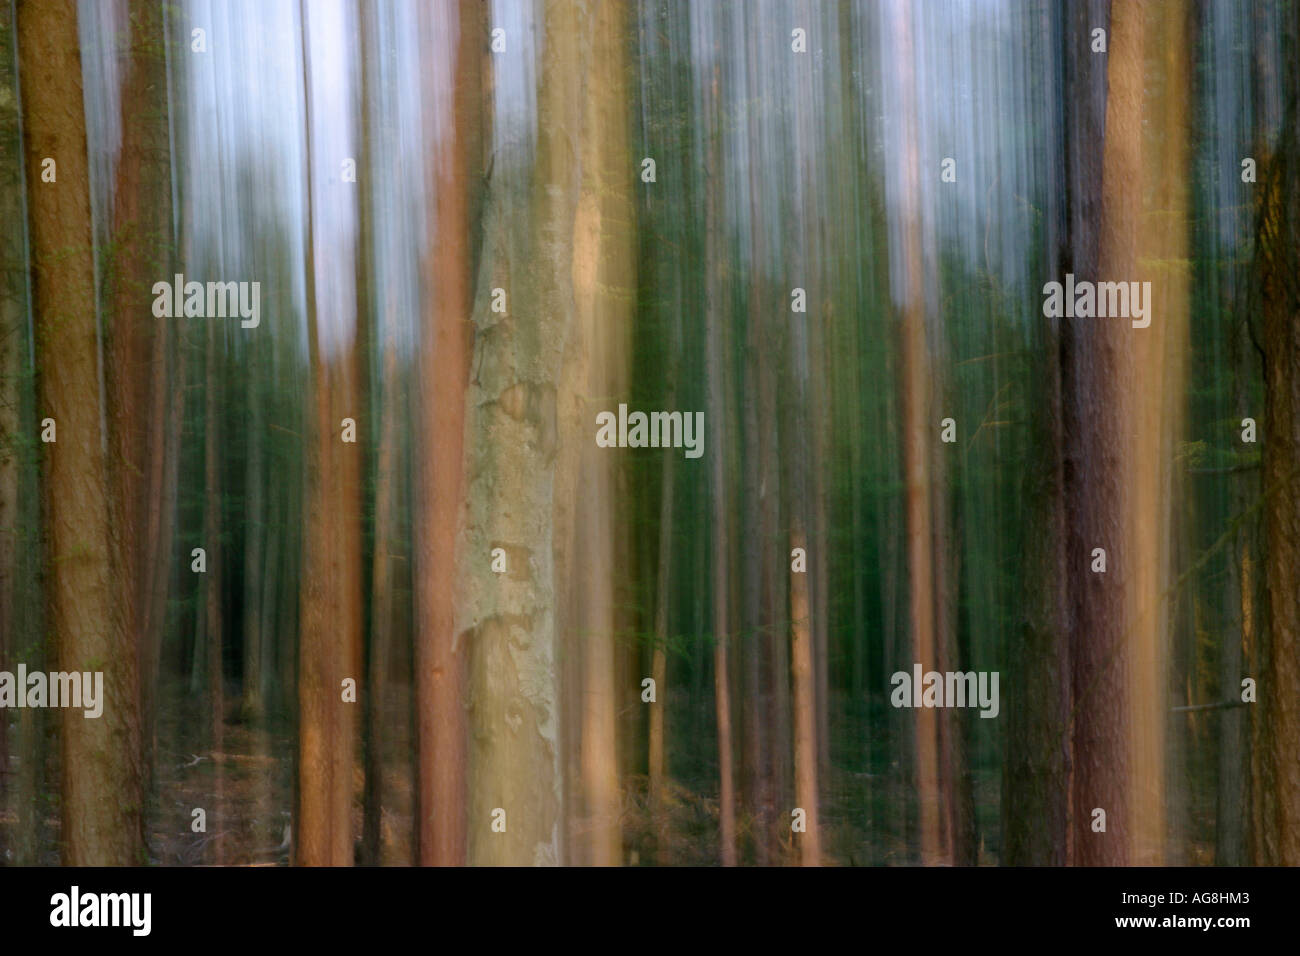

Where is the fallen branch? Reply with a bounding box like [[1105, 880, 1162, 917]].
[[1171, 699, 1249, 713]]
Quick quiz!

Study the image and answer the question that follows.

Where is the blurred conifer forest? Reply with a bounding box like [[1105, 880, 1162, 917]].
[[2, 0, 1299, 867]]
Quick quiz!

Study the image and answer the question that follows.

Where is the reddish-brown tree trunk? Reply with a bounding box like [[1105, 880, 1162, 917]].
[[18, 0, 144, 866], [295, 0, 361, 866], [415, 0, 479, 867]]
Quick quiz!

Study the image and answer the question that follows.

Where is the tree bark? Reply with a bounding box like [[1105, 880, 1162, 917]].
[[1257, 49, 1300, 865], [703, 65, 737, 866], [365, 315, 398, 864], [648, 368, 678, 853], [17, 0, 144, 866], [242, 351, 265, 722], [891, 1, 945, 866], [295, 0, 361, 866], [555, 0, 634, 867], [0, 0, 41, 863], [109, 0, 172, 787], [462, 0, 588, 867], [203, 319, 225, 863], [414, 0, 480, 867], [790, 522, 821, 865]]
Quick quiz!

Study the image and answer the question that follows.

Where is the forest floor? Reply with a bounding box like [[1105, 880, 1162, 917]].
[[5, 682, 1059, 866]]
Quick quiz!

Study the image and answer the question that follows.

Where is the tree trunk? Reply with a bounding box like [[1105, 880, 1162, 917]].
[[242, 355, 265, 722], [703, 66, 737, 866], [1004, 218, 1071, 863], [414, 0, 479, 867], [17, 0, 144, 866], [555, 0, 634, 867], [295, 0, 361, 866], [365, 315, 398, 864], [1257, 48, 1300, 865], [1064, 0, 1136, 867], [1008, 0, 1106, 867], [891, 1, 945, 866], [462, 0, 588, 867], [648, 375, 677, 853], [790, 522, 821, 865], [1127, 0, 1190, 865], [109, 0, 172, 791], [0, 0, 40, 863], [203, 320, 225, 863]]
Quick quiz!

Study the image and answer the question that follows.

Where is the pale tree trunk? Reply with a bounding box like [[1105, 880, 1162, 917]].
[[1125, 0, 1190, 865], [461, 0, 587, 867], [415, 0, 479, 867], [17, 0, 144, 866], [554, 0, 633, 867]]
